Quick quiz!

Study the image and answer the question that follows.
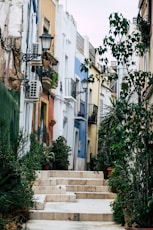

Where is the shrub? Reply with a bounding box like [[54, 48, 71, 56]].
[[51, 136, 71, 170], [0, 133, 43, 228]]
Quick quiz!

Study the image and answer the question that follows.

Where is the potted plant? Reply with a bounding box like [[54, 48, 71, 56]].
[[50, 136, 71, 170], [95, 12, 153, 229], [96, 99, 122, 179], [42, 145, 55, 170]]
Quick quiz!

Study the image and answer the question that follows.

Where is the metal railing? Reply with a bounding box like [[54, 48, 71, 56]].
[[88, 104, 98, 124]]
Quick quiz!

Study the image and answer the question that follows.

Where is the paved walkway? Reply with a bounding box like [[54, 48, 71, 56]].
[[26, 220, 124, 230]]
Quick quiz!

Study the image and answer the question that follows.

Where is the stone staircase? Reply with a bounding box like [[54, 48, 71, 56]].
[[30, 170, 116, 221]]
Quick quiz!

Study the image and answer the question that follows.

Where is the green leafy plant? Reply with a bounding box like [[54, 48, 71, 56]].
[[110, 195, 125, 226], [96, 12, 153, 228], [96, 99, 125, 178], [42, 145, 55, 169], [50, 136, 71, 170], [90, 154, 99, 171], [0, 132, 44, 229], [51, 72, 58, 88]]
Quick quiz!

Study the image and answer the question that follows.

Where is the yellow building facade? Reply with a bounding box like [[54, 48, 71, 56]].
[[87, 64, 101, 164]]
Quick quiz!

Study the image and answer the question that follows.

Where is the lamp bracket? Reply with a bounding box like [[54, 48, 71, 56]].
[[22, 53, 42, 62]]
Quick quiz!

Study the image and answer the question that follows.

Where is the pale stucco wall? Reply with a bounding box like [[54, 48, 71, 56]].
[[53, 4, 77, 169]]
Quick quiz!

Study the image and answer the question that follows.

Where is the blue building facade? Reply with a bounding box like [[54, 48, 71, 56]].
[[74, 57, 88, 166]]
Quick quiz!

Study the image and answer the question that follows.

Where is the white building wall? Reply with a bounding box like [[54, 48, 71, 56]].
[[54, 4, 77, 169], [0, 0, 24, 36], [20, 0, 38, 146]]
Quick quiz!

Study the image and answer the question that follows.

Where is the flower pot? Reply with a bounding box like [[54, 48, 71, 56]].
[[107, 167, 113, 178], [42, 163, 50, 170]]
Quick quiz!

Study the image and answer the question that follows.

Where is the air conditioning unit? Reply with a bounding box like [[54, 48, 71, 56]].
[[25, 80, 42, 102], [29, 43, 42, 66]]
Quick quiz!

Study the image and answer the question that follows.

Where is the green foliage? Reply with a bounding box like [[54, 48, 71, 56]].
[[90, 154, 99, 171], [97, 99, 126, 172], [51, 72, 58, 88], [51, 136, 71, 170], [104, 99, 153, 227], [97, 12, 153, 228], [0, 133, 44, 228], [22, 134, 45, 172], [41, 145, 55, 169], [0, 81, 20, 148], [110, 196, 125, 226], [137, 15, 150, 49]]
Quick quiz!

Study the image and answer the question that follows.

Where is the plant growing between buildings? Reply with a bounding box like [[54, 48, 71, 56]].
[[93, 12, 153, 228], [96, 99, 124, 178]]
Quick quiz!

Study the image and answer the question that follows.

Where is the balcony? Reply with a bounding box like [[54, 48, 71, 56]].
[[64, 78, 76, 102], [77, 100, 85, 118], [41, 68, 58, 90], [88, 104, 98, 124], [36, 52, 58, 91]]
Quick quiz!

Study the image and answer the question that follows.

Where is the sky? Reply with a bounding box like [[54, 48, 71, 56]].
[[58, 0, 139, 47]]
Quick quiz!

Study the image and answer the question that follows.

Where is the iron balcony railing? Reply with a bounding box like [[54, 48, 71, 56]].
[[88, 104, 98, 124], [77, 99, 85, 117]]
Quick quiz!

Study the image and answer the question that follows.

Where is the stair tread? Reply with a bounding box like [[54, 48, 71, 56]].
[[66, 185, 108, 187], [34, 192, 75, 196], [48, 177, 104, 181], [27, 220, 125, 229], [32, 199, 114, 213], [75, 191, 113, 194]]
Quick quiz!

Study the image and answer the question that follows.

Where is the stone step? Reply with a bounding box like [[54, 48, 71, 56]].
[[31, 171, 116, 224], [27, 220, 125, 230], [76, 192, 116, 199], [55, 178, 104, 186], [66, 185, 109, 192], [30, 211, 113, 221], [34, 178, 104, 186], [36, 171, 50, 180], [33, 185, 66, 194], [34, 179, 56, 186], [50, 170, 104, 179], [30, 199, 114, 222], [46, 192, 76, 202], [33, 194, 46, 210], [33, 192, 76, 210]]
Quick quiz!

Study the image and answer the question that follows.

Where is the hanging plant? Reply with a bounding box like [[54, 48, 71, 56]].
[[137, 15, 150, 50]]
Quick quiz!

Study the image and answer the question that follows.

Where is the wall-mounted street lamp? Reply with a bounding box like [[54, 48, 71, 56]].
[[22, 32, 54, 62], [76, 78, 88, 95], [81, 78, 88, 92], [39, 32, 54, 51]]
